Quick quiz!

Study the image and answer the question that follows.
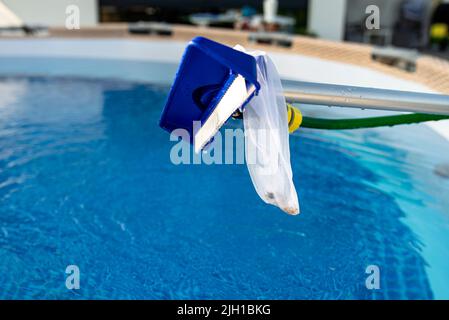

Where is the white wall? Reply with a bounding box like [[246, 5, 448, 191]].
[[1, 0, 98, 27], [307, 0, 347, 41]]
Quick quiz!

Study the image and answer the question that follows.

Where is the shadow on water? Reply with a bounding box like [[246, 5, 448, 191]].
[[0, 76, 434, 299]]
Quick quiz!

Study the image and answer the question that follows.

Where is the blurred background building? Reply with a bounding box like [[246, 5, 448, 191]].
[[2, 0, 449, 53]]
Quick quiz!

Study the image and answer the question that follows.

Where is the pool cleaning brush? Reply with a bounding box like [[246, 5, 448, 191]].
[[159, 37, 299, 215], [159, 36, 260, 152]]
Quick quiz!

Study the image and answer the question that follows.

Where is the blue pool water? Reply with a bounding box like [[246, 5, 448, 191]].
[[1, 76, 449, 299]]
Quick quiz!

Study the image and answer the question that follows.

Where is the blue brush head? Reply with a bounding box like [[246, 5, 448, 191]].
[[159, 37, 260, 144]]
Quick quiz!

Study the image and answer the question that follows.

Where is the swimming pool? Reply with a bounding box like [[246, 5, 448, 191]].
[[1, 40, 449, 300]]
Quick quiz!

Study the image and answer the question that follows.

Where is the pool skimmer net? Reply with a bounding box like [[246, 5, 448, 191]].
[[159, 36, 299, 215]]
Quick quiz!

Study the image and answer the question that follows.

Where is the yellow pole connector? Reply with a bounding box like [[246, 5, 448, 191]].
[[287, 103, 302, 134]]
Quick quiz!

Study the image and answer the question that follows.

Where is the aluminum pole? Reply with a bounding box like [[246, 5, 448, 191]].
[[282, 80, 449, 116]]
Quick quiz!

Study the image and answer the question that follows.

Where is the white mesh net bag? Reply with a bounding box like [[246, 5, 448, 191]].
[[235, 45, 300, 215]]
